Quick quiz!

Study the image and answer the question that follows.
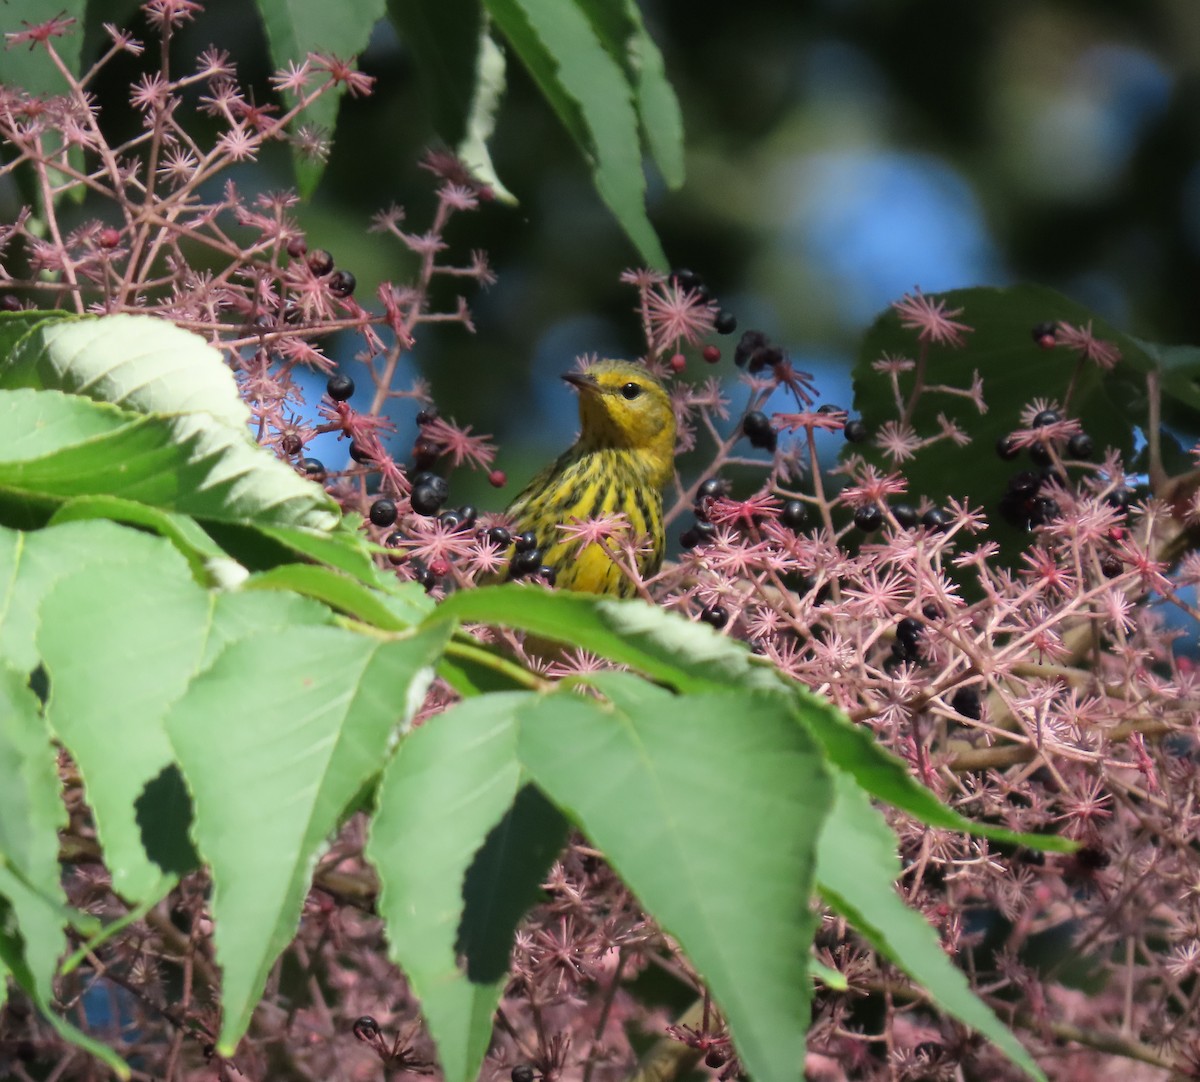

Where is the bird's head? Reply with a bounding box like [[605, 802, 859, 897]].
[[564, 359, 676, 486]]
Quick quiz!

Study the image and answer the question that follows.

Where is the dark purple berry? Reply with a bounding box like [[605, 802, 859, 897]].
[[843, 419, 868, 443], [734, 330, 768, 369], [921, 602, 941, 620], [415, 407, 439, 426], [1029, 442, 1054, 468], [700, 605, 729, 628], [950, 687, 982, 720], [348, 441, 374, 465], [352, 1016, 380, 1042], [510, 548, 542, 578], [537, 565, 557, 586], [890, 504, 919, 529], [1067, 432, 1094, 459], [485, 526, 511, 548], [300, 457, 325, 479], [816, 403, 842, 415], [327, 373, 355, 401], [671, 268, 703, 291], [1100, 553, 1122, 578], [511, 1066, 536, 1082], [921, 507, 951, 531], [410, 476, 449, 515], [715, 310, 737, 335], [742, 410, 776, 451], [457, 505, 477, 529], [854, 505, 883, 532], [369, 498, 397, 527], [307, 248, 334, 275], [286, 236, 307, 259], [780, 499, 808, 530], [1105, 485, 1134, 510], [280, 433, 303, 456], [328, 269, 356, 298], [1032, 409, 1061, 428], [896, 616, 923, 647], [996, 434, 1020, 460], [1031, 321, 1057, 346], [514, 531, 538, 553], [438, 509, 464, 531], [1007, 470, 1040, 496]]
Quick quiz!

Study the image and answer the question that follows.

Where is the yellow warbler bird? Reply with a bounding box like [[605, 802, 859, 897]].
[[504, 358, 676, 597]]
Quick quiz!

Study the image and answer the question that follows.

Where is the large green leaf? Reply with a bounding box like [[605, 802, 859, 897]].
[[576, 0, 684, 188], [0, 667, 73, 1027], [432, 586, 783, 692], [484, 0, 666, 267], [852, 285, 1147, 564], [368, 692, 567, 1082], [0, 387, 338, 531], [2, 312, 245, 424], [165, 622, 451, 1054], [36, 539, 215, 902], [517, 673, 831, 1082], [254, 0, 387, 195], [818, 770, 1044, 1080]]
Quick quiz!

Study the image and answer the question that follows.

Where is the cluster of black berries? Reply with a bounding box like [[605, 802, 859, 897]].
[[733, 329, 782, 373], [679, 476, 731, 549], [506, 530, 556, 584], [287, 238, 357, 299], [996, 409, 1100, 530], [670, 268, 737, 335], [854, 503, 950, 533], [884, 615, 925, 670]]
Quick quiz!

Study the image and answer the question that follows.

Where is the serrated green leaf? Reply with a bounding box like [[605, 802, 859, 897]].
[[485, 0, 665, 267], [0, 666, 74, 1012], [517, 675, 831, 1082], [48, 494, 230, 582], [0, 896, 130, 1078], [165, 622, 451, 1054], [793, 688, 1075, 853], [457, 30, 517, 202], [388, 0, 485, 148], [0, 388, 339, 531], [243, 563, 413, 630], [2, 314, 245, 424], [431, 586, 781, 692], [368, 692, 560, 1082], [576, 0, 684, 189], [818, 770, 1044, 1080], [254, 0, 386, 196], [37, 541, 212, 902]]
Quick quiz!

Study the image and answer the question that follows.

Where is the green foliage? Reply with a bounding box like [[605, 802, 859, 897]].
[[0, 312, 1063, 1079]]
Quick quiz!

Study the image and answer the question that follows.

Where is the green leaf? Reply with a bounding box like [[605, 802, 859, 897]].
[[387, 0, 485, 148], [818, 770, 1044, 1080], [243, 564, 414, 630], [1129, 337, 1200, 414], [0, 896, 130, 1079], [0, 3, 88, 103], [484, 0, 666, 267], [431, 586, 782, 692], [0, 388, 339, 531], [368, 692, 564, 1082], [165, 622, 451, 1054], [3, 313, 245, 424], [518, 674, 831, 1082], [0, 667, 73, 1012], [576, 0, 684, 188], [852, 285, 1148, 566], [36, 540, 212, 902], [0, 313, 340, 530], [456, 29, 517, 202], [254, 0, 387, 196], [794, 689, 1076, 853], [48, 495, 231, 583]]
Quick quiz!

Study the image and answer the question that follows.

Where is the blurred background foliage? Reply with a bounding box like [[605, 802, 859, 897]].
[[8, 0, 1200, 510]]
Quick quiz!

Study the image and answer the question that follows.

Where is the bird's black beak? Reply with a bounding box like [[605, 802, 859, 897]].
[[562, 371, 599, 394]]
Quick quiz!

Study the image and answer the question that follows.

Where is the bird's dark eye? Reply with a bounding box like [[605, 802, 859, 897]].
[[620, 382, 642, 400]]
